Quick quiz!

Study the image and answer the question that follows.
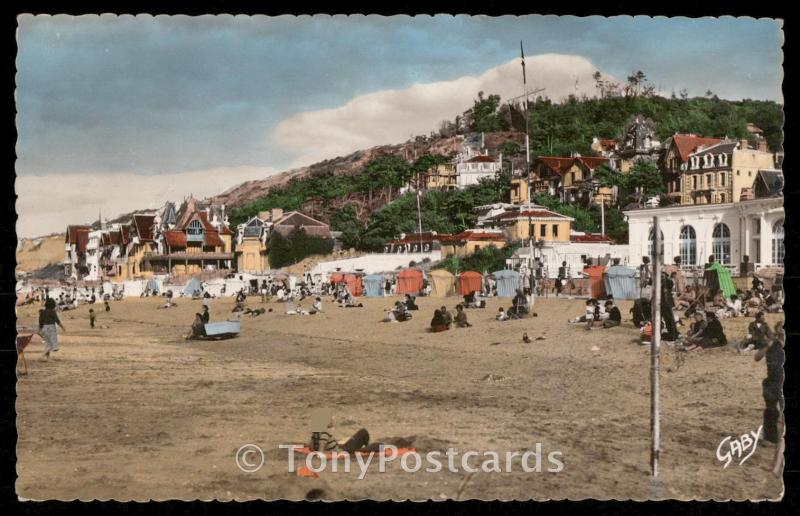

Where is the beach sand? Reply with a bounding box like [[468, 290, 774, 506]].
[[15, 294, 783, 501]]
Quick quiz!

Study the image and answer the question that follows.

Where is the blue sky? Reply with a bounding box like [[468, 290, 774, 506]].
[[17, 15, 783, 176], [15, 15, 783, 236]]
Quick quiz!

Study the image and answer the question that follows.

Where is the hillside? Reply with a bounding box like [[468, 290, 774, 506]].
[[210, 131, 523, 209], [16, 235, 66, 274]]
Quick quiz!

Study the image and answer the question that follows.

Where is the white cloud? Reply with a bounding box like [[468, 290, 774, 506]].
[[16, 166, 278, 238], [273, 54, 617, 167]]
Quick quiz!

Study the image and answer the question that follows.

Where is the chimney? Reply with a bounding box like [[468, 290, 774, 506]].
[[740, 139, 749, 151], [757, 138, 768, 152], [271, 208, 284, 221]]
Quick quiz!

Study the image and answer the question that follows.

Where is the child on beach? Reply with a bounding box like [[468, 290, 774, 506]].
[[89, 308, 96, 329]]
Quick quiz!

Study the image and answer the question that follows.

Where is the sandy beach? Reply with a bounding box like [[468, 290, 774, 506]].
[[15, 294, 783, 501]]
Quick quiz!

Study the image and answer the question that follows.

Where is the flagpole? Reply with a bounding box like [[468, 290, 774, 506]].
[[521, 41, 531, 207]]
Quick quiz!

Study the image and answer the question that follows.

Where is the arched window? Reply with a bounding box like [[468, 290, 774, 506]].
[[679, 225, 697, 265], [648, 228, 664, 259], [187, 220, 204, 235], [712, 223, 731, 264], [772, 219, 785, 265]]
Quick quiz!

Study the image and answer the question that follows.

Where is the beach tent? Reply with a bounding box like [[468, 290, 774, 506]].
[[458, 271, 483, 295], [428, 269, 456, 297], [396, 268, 424, 295], [182, 278, 203, 297], [146, 278, 161, 295], [705, 262, 736, 299], [343, 274, 364, 297], [584, 265, 607, 299], [363, 274, 385, 297], [329, 272, 345, 285], [493, 269, 521, 297], [604, 265, 638, 299]]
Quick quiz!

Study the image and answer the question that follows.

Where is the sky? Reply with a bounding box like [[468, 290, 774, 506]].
[[16, 15, 783, 237]]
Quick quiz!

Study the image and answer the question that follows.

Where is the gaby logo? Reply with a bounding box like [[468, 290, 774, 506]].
[[716, 426, 762, 469]]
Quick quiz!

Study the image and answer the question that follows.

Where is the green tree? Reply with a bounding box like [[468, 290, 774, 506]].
[[469, 91, 511, 132], [267, 228, 334, 268], [625, 160, 665, 197]]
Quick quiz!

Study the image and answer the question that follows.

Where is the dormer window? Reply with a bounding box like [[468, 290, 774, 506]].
[[718, 153, 728, 166], [703, 154, 713, 168], [690, 156, 700, 169], [187, 220, 204, 235]]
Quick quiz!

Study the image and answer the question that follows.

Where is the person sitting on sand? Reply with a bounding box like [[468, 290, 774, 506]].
[[309, 297, 323, 314], [764, 286, 784, 314], [392, 301, 411, 322], [440, 306, 453, 326], [570, 299, 597, 324], [454, 304, 472, 328], [683, 312, 707, 348], [496, 307, 508, 321], [339, 293, 364, 308], [602, 300, 621, 328], [404, 294, 419, 311], [508, 289, 530, 318], [430, 308, 450, 332], [683, 311, 726, 350], [741, 311, 774, 352], [724, 294, 743, 318], [382, 308, 397, 323], [464, 290, 486, 309], [185, 313, 206, 340]]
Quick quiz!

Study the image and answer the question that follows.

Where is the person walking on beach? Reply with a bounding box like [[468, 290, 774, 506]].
[[39, 298, 65, 360], [89, 308, 96, 329]]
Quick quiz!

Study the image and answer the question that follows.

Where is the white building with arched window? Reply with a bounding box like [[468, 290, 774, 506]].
[[625, 196, 784, 273]]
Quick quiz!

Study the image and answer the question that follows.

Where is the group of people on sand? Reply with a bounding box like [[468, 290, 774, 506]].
[[430, 304, 472, 332], [495, 289, 532, 321], [631, 254, 784, 353], [382, 294, 417, 323], [568, 297, 621, 330]]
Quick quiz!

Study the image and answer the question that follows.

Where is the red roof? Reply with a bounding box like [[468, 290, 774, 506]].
[[536, 157, 574, 175], [203, 230, 224, 247], [218, 223, 234, 236], [536, 156, 609, 176], [671, 134, 722, 161], [65, 225, 91, 244], [571, 234, 615, 244], [101, 233, 112, 246], [133, 215, 156, 241], [164, 230, 187, 248], [75, 229, 90, 253], [120, 226, 131, 245], [467, 155, 497, 163]]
